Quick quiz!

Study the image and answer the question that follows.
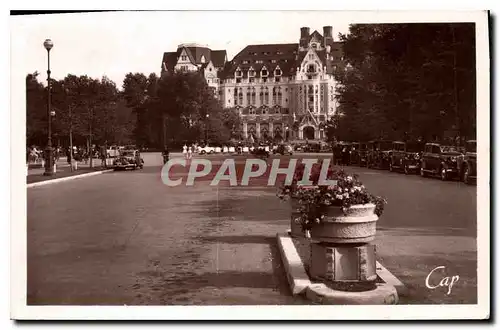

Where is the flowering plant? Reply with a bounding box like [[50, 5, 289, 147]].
[[277, 163, 387, 231]]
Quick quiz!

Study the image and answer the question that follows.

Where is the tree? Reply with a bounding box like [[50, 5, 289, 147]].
[[26, 72, 47, 146], [334, 23, 476, 143]]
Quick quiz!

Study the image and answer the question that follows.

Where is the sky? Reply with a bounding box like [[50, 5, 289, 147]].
[[11, 11, 352, 90]]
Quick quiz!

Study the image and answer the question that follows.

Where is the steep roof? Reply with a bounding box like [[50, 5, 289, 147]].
[[162, 51, 180, 72], [220, 43, 299, 79], [186, 46, 211, 64], [211, 50, 227, 68]]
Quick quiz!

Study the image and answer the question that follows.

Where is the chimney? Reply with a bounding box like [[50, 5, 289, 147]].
[[300, 27, 310, 48], [323, 26, 333, 46]]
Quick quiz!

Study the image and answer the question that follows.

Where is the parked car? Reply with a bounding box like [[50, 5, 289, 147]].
[[367, 140, 393, 169], [198, 145, 215, 155], [113, 149, 144, 170], [420, 143, 463, 180], [350, 142, 368, 167], [251, 145, 270, 159], [389, 140, 425, 174], [458, 140, 477, 184], [273, 144, 293, 155]]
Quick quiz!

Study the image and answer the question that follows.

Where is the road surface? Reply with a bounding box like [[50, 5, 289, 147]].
[[27, 152, 477, 304]]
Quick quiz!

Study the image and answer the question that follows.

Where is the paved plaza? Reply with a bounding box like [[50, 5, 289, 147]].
[[27, 152, 477, 305]]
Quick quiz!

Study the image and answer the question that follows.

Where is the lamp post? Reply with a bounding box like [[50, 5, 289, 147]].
[[205, 114, 209, 144], [43, 39, 55, 176], [285, 126, 289, 142]]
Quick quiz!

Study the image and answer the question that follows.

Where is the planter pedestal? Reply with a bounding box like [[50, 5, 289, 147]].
[[309, 204, 380, 291], [310, 243, 377, 284]]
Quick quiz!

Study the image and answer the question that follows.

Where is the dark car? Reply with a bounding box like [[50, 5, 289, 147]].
[[389, 141, 425, 174], [349, 142, 368, 167], [273, 144, 293, 155], [420, 143, 463, 180], [367, 140, 393, 169], [458, 140, 477, 184], [113, 149, 144, 170]]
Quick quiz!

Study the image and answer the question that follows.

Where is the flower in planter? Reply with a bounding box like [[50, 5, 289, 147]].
[[277, 161, 387, 231]]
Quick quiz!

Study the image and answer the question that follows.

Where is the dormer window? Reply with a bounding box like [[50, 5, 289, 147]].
[[248, 68, 255, 77], [307, 64, 316, 73], [274, 68, 282, 76], [276, 51, 283, 55], [242, 60, 250, 64], [235, 68, 242, 77], [261, 68, 268, 77], [271, 59, 277, 63]]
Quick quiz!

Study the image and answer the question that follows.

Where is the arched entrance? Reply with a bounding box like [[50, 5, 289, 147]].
[[303, 126, 315, 140]]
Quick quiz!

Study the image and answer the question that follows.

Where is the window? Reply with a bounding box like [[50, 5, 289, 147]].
[[275, 107, 281, 114], [249, 108, 256, 115], [181, 55, 187, 61], [262, 107, 269, 115], [307, 64, 316, 73], [256, 60, 263, 64], [271, 59, 277, 63], [234, 88, 238, 105], [246, 89, 251, 105], [251, 88, 256, 105], [249, 78, 255, 83], [235, 69, 242, 77], [264, 87, 269, 104], [432, 146, 441, 154], [276, 51, 283, 55], [239, 90, 243, 105], [272, 87, 277, 105], [275, 77, 281, 83], [277, 87, 282, 105], [248, 68, 255, 77], [262, 77, 267, 83], [309, 54, 314, 60], [209, 68, 212, 71], [312, 43, 318, 49], [261, 69, 268, 76], [259, 87, 264, 104], [243, 60, 250, 64], [275, 69, 282, 76]]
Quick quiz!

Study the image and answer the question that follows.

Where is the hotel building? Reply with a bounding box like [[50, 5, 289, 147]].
[[161, 26, 344, 142]]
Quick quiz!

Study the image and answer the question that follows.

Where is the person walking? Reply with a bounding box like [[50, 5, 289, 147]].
[[162, 145, 170, 164]]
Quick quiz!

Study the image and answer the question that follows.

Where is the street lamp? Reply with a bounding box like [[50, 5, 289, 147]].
[[43, 38, 55, 176], [285, 126, 289, 141], [205, 114, 209, 144]]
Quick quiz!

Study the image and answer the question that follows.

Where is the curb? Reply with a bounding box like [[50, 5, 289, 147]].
[[277, 232, 406, 304], [276, 233, 311, 295], [27, 169, 113, 188]]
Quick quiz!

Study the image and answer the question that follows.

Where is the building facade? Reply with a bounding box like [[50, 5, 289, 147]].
[[161, 26, 344, 142]]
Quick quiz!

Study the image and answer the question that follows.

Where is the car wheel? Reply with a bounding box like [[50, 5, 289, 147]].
[[440, 167, 448, 181], [463, 166, 470, 184]]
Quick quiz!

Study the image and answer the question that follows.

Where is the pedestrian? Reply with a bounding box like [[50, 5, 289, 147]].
[[162, 145, 170, 164], [187, 144, 193, 160]]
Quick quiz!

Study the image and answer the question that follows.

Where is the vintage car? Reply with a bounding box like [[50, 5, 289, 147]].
[[273, 144, 293, 155], [458, 140, 477, 184], [113, 149, 144, 170], [367, 140, 393, 169], [420, 143, 463, 180], [198, 145, 215, 155], [389, 140, 425, 174]]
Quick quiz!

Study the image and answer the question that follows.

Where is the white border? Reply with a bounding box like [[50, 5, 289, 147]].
[[9, 9, 490, 321]]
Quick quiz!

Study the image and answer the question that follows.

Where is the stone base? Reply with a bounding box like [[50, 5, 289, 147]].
[[306, 282, 398, 305], [310, 243, 377, 283]]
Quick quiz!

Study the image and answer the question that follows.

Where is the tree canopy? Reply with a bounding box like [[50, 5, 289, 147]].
[[330, 23, 476, 144]]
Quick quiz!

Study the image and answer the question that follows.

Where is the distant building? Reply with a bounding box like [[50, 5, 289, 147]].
[[161, 26, 344, 142]]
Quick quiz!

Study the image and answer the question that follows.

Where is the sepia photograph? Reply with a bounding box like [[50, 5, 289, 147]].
[[10, 9, 490, 320]]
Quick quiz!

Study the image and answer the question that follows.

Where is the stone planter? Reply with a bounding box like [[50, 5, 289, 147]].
[[309, 203, 378, 244]]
